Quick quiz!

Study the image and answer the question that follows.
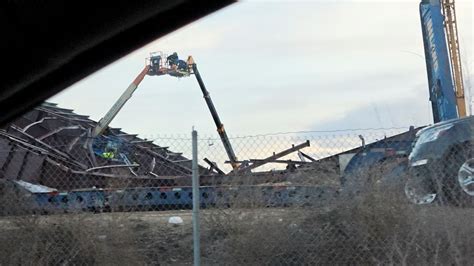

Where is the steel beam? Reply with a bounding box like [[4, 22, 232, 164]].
[[237, 140, 310, 172]]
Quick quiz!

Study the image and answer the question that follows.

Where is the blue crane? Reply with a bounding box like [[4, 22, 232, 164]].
[[419, 0, 466, 123]]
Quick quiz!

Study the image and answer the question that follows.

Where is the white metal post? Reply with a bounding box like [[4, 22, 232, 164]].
[[192, 129, 201, 266]]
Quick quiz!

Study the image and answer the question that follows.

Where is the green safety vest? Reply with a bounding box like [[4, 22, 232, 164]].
[[102, 152, 114, 159]]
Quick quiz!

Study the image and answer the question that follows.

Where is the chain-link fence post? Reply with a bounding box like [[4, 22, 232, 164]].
[[192, 128, 201, 266]]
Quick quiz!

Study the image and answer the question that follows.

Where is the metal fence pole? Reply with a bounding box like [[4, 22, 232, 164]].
[[192, 129, 201, 266]]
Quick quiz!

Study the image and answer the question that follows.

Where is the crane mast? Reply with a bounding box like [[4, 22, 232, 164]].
[[419, 0, 459, 123], [441, 0, 467, 117]]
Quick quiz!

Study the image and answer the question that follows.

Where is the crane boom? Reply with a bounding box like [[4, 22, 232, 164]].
[[441, 0, 467, 117], [91, 65, 150, 138], [188, 56, 239, 170], [419, 0, 458, 123]]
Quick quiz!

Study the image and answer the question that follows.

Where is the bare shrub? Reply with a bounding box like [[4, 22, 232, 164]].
[[133, 215, 194, 265], [287, 160, 341, 187], [201, 184, 474, 265], [0, 212, 147, 265], [0, 180, 36, 216], [0, 215, 98, 265]]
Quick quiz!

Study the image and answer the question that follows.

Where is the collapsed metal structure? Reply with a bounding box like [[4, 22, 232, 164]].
[[0, 102, 209, 190], [0, 102, 424, 216], [0, 102, 318, 192]]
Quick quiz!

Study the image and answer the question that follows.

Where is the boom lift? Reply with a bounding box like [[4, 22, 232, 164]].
[[91, 52, 190, 138], [87, 52, 190, 165], [419, 0, 466, 123], [90, 52, 239, 170]]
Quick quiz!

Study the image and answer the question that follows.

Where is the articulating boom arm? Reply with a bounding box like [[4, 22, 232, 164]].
[[91, 65, 150, 138], [90, 52, 239, 171], [91, 52, 187, 138], [188, 57, 239, 170]]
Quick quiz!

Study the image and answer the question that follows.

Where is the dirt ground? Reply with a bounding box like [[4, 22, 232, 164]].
[[1, 203, 474, 265]]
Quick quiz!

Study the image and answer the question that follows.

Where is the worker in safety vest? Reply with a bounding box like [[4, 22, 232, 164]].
[[101, 140, 118, 159], [101, 151, 115, 159]]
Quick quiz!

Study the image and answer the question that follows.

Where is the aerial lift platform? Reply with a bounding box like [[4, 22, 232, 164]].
[[89, 52, 240, 171]]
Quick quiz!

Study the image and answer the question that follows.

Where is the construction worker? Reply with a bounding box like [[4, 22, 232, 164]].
[[101, 141, 117, 159], [166, 52, 189, 74], [101, 151, 115, 159], [177, 59, 188, 71], [167, 52, 179, 68]]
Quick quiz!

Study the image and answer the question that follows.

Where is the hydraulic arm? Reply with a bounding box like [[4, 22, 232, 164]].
[[91, 53, 188, 138], [187, 56, 239, 170], [91, 65, 150, 138]]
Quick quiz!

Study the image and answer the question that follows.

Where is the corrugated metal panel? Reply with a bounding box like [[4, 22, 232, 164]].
[[4, 149, 27, 180], [0, 138, 12, 169], [0, 102, 207, 190], [19, 152, 45, 183]]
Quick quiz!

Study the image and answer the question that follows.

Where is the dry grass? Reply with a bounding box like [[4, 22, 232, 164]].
[[202, 202, 474, 265], [201, 179, 474, 265], [0, 213, 147, 265], [1, 158, 474, 265], [1, 193, 473, 265]]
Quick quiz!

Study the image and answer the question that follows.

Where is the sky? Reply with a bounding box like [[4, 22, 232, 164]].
[[50, 0, 473, 138]]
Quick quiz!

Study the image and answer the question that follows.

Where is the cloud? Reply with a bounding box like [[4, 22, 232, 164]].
[[310, 93, 433, 131], [49, 0, 472, 139]]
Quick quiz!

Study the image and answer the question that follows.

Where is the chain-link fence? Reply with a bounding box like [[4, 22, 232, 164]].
[[1, 104, 474, 265]]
